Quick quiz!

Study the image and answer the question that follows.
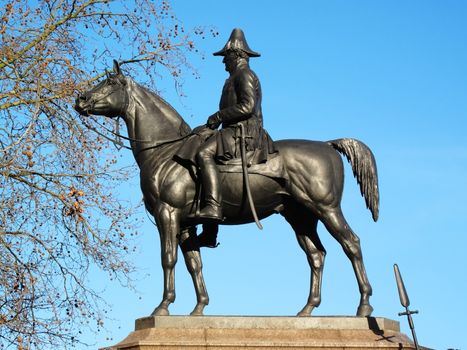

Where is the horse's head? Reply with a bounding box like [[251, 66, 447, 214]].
[[75, 60, 128, 118]]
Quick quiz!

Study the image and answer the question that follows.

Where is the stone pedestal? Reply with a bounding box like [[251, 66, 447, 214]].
[[101, 315, 423, 350]]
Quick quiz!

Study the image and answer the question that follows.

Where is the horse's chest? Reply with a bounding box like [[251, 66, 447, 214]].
[[140, 162, 194, 210]]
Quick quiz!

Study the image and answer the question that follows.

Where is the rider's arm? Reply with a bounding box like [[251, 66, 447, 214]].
[[217, 69, 257, 124]]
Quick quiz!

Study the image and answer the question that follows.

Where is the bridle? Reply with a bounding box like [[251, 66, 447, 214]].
[[84, 76, 129, 117], [81, 76, 193, 153]]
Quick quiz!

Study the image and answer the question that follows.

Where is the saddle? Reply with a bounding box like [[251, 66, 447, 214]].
[[216, 151, 287, 180], [173, 128, 288, 182]]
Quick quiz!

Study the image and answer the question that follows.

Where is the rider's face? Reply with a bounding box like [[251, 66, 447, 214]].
[[222, 52, 237, 73]]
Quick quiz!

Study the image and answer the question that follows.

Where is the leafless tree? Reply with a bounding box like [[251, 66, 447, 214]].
[[0, 1, 215, 348]]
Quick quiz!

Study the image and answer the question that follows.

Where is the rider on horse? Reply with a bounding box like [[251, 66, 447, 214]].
[[194, 28, 277, 247], [194, 28, 276, 229]]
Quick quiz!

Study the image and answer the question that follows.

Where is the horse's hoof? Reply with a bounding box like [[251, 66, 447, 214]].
[[190, 310, 204, 316], [356, 304, 373, 317], [151, 306, 170, 316], [296, 306, 314, 317], [190, 304, 206, 316]]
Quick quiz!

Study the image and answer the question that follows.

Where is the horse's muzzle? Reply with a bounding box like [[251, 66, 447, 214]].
[[74, 94, 90, 116]]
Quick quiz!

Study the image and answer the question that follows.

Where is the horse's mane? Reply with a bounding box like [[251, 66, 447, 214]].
[[127, 78, 192, 137]]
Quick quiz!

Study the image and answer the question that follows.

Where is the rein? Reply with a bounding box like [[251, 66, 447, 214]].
[[83, 77, 193, 152], [85, 117, 192, 153], [134, 132, 191, 160], [81, 117, 131, 150]]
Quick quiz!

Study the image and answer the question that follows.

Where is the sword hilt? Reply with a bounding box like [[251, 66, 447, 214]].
[[398, 309, 418, 317]]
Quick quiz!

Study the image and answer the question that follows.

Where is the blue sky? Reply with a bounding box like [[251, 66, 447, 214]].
[[87, 1, 467, 349]]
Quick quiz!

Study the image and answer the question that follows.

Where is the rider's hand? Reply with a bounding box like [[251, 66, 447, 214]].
[[207, 113, 222, 129]]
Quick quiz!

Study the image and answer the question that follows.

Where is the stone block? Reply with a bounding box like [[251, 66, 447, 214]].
[[101, 316, 424, 350]]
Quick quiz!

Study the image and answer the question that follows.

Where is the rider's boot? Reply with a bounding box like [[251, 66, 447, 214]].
[[197, 158, 223, 223], [198, 224, 219, 248]]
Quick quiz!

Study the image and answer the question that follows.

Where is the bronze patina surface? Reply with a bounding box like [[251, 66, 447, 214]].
[[75, 29, 379, 318]]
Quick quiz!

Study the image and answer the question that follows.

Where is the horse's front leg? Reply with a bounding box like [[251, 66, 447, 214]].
[[151, 202, 180, 316], [179, 226, 209, 316]]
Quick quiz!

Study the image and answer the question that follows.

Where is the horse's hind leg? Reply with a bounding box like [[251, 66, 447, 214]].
[[179, 226, 209, 316], [282, 203, 326, 316], [320, 206, 373, 317], [151, 202, 180, 316]]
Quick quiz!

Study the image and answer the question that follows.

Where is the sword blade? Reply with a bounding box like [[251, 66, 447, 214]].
[[239, 123, 263, 230]]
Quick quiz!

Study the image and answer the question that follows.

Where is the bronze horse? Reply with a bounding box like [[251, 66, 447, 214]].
[[75, 61, 379, 317]]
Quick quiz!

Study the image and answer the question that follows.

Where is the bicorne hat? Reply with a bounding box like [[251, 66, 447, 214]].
[[213, 28, 260, 57]]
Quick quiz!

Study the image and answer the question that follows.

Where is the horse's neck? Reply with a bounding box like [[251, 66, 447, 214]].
[[123, 81, 189, 166], [124, 82, 187, 142]]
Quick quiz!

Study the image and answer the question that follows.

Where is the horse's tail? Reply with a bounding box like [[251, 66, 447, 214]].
[[328, 138, 379, 222]]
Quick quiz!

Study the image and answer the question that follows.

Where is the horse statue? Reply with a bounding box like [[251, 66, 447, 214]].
[[75, 60, 379, 317]]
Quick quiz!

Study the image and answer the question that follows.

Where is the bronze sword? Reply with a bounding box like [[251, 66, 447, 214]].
[[240, 123, 263, 230]]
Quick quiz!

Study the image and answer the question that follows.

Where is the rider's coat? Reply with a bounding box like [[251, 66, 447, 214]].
[[214, 60, 276, 163]]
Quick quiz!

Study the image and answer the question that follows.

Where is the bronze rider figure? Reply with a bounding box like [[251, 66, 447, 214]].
[[194, 28, 276, 228]]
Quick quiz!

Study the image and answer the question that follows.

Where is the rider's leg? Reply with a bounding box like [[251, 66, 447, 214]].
[[195, 137, 223, 222]]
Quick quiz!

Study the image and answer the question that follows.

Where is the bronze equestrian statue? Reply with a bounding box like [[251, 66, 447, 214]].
[[74, 29, 379, 318]]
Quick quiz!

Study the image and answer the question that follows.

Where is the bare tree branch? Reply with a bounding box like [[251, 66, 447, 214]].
[[0, 0, 216, 348]]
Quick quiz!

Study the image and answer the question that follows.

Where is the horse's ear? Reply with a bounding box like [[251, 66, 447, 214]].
[[113, 60, 121, 75]]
